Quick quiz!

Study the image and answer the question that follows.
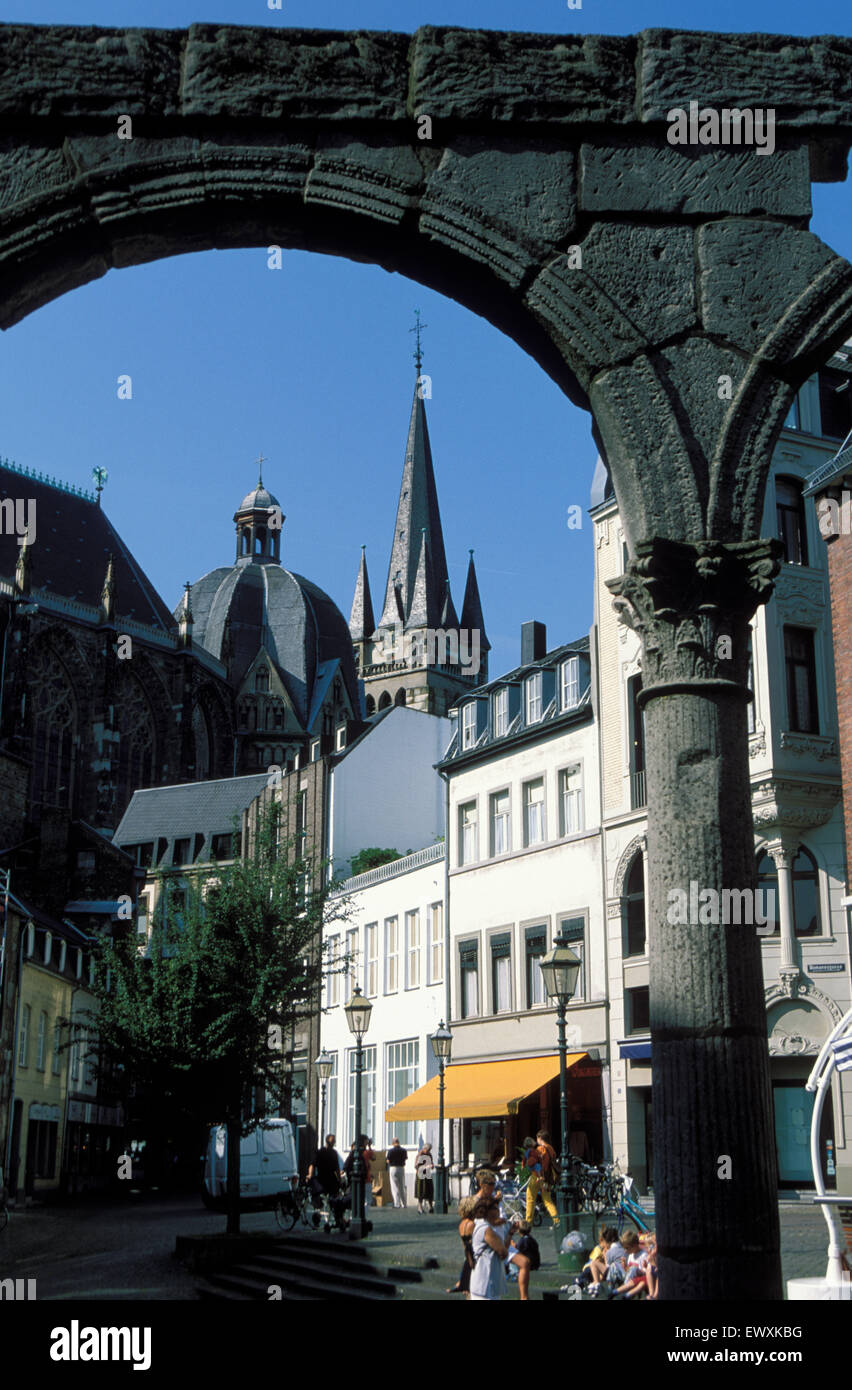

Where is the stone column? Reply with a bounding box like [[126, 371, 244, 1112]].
[[608, 536, 783, 1301], [765, 838, 800, 983]]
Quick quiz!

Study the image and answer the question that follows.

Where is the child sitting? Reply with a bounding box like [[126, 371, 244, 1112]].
[[505, 1218, 540, 1301]]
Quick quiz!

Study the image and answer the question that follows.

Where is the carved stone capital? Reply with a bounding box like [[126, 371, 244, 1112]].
[[778, 965, 802, 997], [606, 537, 782, 698], [763, 837, 799, 871]]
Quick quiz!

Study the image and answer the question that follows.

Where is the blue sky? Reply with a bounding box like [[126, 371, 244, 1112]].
[[1, 0, 850, 681]]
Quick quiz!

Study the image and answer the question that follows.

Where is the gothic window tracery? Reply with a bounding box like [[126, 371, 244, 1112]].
[[114, 672, 156, 809], [28, 643, 77, 811]]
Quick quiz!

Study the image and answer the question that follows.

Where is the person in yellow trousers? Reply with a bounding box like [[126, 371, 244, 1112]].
[[524, 1131, 561, 1229]]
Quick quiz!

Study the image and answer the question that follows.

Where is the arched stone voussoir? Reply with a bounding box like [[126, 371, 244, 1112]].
[[588, 353, 709, 548], [697, 220, 852, 367], [524, 222, 697, 392], [418, 137, 577, 290]]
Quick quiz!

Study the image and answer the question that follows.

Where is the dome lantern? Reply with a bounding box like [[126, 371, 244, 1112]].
[[234, 454, 284, 564]]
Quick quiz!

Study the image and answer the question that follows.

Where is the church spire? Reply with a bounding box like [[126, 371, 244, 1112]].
[[406, 528, 440, 631], [378, 351, 454, 633], [460, 549, 490, 658], [349, 545, 376, 642]]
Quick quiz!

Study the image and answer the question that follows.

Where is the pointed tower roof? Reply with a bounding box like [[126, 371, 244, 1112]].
[[349, 545, 376, 641], [406, 529, 441, 631], [460, 550, 491, 652], [378, 377, 454, 632]]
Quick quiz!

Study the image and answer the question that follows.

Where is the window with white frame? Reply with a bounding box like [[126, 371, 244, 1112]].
[[491, 934, 512, 1013], [559, 766, 584, 836], [346, 1044, 376, 1146], [428, 903, 444, 983], [385, 917, 399, 993], [18, 1004, 30, 1067], [523, 778, 546, 847], [490, 789, 511, 857], [525, 927, 547, 1008], [558, 914, 587, 1000], [327, 934, 340, 1007], [493, 687, 509, 738], [459, 940, 479, 1018], [525, 672, 542, 724], [365, 923, 379, 997], [325, 1052, 339, 1137], [36, 1010, 47, 1070], [459, 801, 478, 866], [561, 656, 580, 710], [386, 1040, 419, 1146], [345, 927, 359, 1002], [406, 910, 420, 989], [462, 702, 477, 750]]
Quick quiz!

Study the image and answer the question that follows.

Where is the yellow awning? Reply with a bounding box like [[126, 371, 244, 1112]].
[[384, 1052, 587, 1122]]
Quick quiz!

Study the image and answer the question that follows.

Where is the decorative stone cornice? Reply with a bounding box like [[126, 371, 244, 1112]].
[[607, 538, 782, 699], [765, 976, 843, 1025], [779, 731, 838, 762], [751, 775, 840, 831]]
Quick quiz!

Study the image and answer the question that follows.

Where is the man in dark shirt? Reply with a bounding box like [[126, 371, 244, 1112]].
[[386, 1137, 408, 1208], [307, 1134, 345, 1224]]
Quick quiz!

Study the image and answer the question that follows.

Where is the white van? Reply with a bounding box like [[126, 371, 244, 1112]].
[[202, 1119, 298, 1208]]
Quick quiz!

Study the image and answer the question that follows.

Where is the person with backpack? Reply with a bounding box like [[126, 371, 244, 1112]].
[[524, 1130, 560, 1228]]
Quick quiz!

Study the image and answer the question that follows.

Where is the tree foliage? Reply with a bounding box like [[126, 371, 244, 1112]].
[[349, 846, 405, 875]]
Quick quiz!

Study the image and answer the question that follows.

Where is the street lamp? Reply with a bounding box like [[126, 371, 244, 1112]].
[[430, 1020, 453, 1213], [343, 985, 373, 1238], [539, 930, 582, 1218], [314, 1048, 334, 1145]]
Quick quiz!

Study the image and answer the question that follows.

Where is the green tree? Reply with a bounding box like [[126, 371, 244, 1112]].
[[86, 806, 350, 1233], [349, 847, 404, 875]]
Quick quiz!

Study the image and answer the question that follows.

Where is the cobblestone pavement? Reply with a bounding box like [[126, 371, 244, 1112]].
[[0, 1191, 838, 1300]]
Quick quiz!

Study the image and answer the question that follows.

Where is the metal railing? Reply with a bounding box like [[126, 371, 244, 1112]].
[[336, 840, 444, 893], [630, 769, 646, 809]]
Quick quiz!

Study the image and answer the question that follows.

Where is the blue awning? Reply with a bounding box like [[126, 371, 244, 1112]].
[[619, 1041, 652, 1061]]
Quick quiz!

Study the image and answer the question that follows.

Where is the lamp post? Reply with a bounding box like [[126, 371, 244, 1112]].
[[539, 929, 582, 1219], [314, 1048, 334, 1145], [343, 986, 373, 1239], [430, 1020, 453, 1213]]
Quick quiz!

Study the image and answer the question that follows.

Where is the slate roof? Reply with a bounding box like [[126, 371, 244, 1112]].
[[348, 545, 375, 642], [0, 461, 175, 630], [114, 773, 270, 856], [377, 381, 456, 633]]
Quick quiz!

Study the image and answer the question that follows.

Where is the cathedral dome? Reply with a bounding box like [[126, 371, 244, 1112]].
[[179, 474, 361, 729], [238, 483, 279, 511]]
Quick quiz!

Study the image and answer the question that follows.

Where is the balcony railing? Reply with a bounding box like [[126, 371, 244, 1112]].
[[336, 840, 444, 893], [630, 769, 646, 810]]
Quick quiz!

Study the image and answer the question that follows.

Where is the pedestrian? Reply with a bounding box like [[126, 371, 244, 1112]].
[[415, 1142, 435, 1213], [386, 1136, 408, 1208], [505, 1218, 539, 1301], [468, 1196, 510, 1301], [343, 1135, 374, 1220], [306, 1133, 346, 1228], [524, 1130, 560, 1230], [447, 1195, 477, 1295]]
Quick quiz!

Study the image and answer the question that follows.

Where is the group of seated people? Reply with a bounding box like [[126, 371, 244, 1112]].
[[579, 1225, 658, 1298]]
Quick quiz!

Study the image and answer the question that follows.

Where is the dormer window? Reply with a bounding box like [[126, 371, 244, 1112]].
[[493, 688, 508, 738], [462, 702, 477, 750], [525, 673, 542, 724], [561, 657, 580, 711]]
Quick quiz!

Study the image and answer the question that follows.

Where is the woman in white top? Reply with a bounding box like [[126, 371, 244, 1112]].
[[469, 1198, 510, 1301]]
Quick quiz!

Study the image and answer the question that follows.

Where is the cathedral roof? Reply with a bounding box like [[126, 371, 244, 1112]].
[[0, 460, 175, 630], [184, 477, 361, 725]]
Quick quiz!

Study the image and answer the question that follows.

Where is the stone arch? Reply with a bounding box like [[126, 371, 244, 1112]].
[[765, 980, 843, 1038], [378, 691, 392, 711], [612, 832, 646, 899], [394, 688, 407, 707]]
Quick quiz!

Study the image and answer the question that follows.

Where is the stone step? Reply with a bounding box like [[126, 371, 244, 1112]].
[[197, 1262, 399, 1301], [234, 1253, 400, 1298]]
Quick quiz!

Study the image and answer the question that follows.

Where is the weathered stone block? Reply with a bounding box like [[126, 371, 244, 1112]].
[[0, 141, 71, 211], [697, 220, 848, 359], [181, 26, 409, 121], [307, 138, 423, 225], [422, 139, 576, 254], [0, 25, 183, 118], [529, 222, 696, 380], [640, 28, 852, 126], [580, 141, 811, 217], [409, 27, 636, 123]]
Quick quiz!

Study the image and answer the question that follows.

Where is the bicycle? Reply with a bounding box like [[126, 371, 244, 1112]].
[[274, 1181, 313, 1231], [615, 1176, 651, 1236]]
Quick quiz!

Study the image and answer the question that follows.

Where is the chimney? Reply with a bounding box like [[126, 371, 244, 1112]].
[[521, 620, 547, 665]]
